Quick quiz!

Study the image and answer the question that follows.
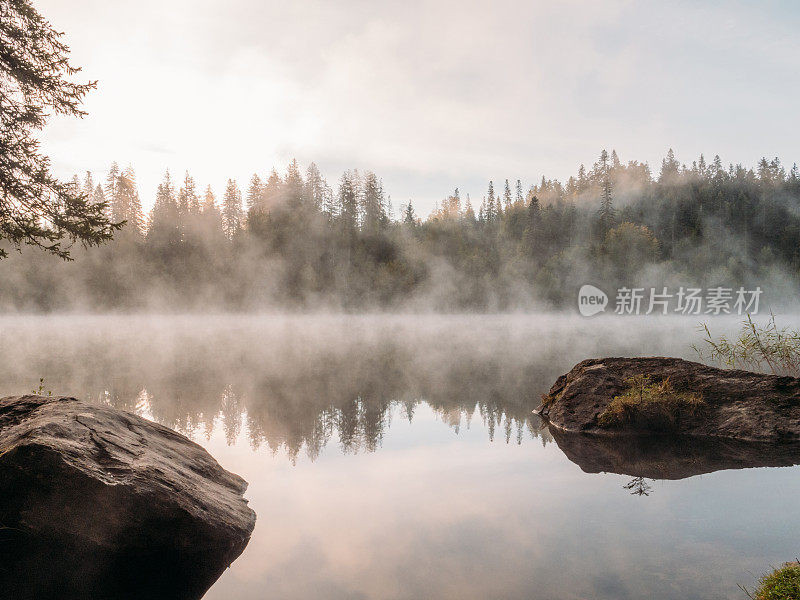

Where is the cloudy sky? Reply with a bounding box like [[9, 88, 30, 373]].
[[38, 0, 800, 214]]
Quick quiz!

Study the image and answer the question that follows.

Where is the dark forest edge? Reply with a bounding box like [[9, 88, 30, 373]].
[[4, 149, 800, 311]]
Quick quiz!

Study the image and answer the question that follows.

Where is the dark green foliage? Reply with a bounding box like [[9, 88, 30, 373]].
[[2, 149, 800, 310], [0, 0, 120, 258], [750, 562, 800, 600]]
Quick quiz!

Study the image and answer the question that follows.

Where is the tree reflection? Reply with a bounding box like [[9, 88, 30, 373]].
[[0, 316, 562, 462], [623, 477, 653, 497]]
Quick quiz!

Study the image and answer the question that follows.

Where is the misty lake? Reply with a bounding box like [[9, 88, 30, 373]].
[[1, 314, 798, 599]]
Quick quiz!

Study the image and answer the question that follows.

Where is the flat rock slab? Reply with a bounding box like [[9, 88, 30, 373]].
[[0, 395, 256, 600], [537, 357, 800, 442]]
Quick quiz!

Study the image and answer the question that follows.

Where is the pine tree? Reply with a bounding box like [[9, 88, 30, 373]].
[[119, 166, 144, 235], [83, 171, 94, 197], [284, 159, 305, 209], [402, 201, 417, 226], [262, 169, 282, 211], [338, 171, 359, 238], [486, 181, 496, 223], [698, 154, 707, 178], [106, 162, 121, 216], [659, 148, 680, 182], [106, 165, 143, 235], [178, 171, 199, 217], [246, 174, 263, 212], [148, 171, 180, 244], [0, 0, 117, 258], [611, 150, 621, 170], [577, 164, 588, 192], [597, 149, 615, 236], [361, 171, 386, 233], [711, 155, 724, 180], [305, 162, 327, 211], [463, 194, 476, 222], [503, 179, 512, 210], [201, 185, 224, 236], [523, 195, 540, 255], [515, 180, 524, 206], [222, 179, 243, 240]]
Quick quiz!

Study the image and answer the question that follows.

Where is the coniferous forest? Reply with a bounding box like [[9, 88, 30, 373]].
[[4, 149, 800, 312]]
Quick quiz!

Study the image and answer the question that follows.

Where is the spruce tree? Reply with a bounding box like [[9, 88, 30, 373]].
[[284, 159, 305, 209], [611, 149, 621, 169], [263, 169, 282, 210], [523, 195, 540, 255], [463, 195, 476, 222], [83, 171, 94, 197], [200, 185, 224, 238], [597, 149, 615, 236], [402, 201, 416, 226], [178, 171, 198, 216], [305, 163, 327, 211], [0, 0, 118, 258], [338, 171, 359, 238], [710, 155, 724, 180], [659, 148, 680, 182], [503, 179, 512, 210], [245, 174, 263, 212], [222, 179, 243, 240], [119, 166, 144, 235], [698, 154, 707, 178], [362, 171, 386, 233], [105, 162, 120, 204], [148, 171, 180, 244], [486, 181, 496, 223]]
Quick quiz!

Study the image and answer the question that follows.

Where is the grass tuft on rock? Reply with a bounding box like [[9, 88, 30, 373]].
[[751, 562, 800, 600], [598, 374, 705, 429]]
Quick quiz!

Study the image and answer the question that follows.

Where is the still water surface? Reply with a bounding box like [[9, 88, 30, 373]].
[[0, 314, 797, 599]]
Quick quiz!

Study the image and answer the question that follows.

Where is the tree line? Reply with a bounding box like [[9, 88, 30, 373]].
[[3, 149, 800, 311]]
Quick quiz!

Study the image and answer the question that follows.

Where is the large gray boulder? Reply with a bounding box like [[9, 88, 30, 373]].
[[537, 357, 800, 442], [0, 395, 256, 600]]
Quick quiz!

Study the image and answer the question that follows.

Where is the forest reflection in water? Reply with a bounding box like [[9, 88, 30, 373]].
[[0, 313, 797, 467], [0, 314, 568, 458], [0, 313, 719, 460]]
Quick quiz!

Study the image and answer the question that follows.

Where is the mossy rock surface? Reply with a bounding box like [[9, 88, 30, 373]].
[[537, 357, 800, 441]]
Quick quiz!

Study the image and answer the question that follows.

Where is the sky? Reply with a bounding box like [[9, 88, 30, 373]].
[[37, 0, 800, 215]]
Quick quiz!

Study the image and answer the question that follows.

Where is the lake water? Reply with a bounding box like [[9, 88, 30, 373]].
[[0, 314, 798, 599]]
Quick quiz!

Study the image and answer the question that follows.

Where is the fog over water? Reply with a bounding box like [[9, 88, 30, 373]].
[[1, 313, 798, 599], [0, 313, 741, 451]]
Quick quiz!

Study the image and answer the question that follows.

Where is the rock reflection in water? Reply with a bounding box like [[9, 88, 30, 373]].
[[550, 427, 800, 485]]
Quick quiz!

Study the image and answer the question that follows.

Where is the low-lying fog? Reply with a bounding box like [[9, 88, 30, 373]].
[[0, 313, 787, 459]]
